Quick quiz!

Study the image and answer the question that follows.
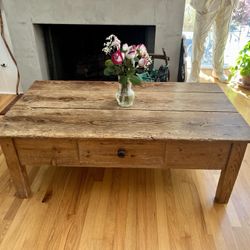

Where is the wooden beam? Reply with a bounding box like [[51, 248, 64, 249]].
[[0, 138, 31, 198], [215, 142, 247, 203]]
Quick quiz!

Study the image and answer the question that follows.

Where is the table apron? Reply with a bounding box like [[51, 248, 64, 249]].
[[13, 138, 231, 170]]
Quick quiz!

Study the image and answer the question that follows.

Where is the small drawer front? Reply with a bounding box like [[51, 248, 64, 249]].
[[79, 140, 165, 167], [15, 138, 79, 166]]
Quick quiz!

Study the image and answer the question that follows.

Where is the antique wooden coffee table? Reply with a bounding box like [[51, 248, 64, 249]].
[[0, 81, 249, 203]]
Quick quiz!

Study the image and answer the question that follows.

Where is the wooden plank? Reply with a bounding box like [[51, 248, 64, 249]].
[[0, 138, 31, 198], [12, 137, 232, 170], [8, 138, 233, 170], [14, 90, 236, 112], [29, 81, 223, 93], [1, 109, 249, 141], [215, 142, 248, 203], [165, 141, 231, 169], [79, 140, 231, 169], [0, 95, 22, 115], [0, 94, 18, 115], [14, 138, 79, 167], [78, 140, 165, 168]]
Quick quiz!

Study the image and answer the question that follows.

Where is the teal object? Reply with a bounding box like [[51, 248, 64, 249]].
[[136, 72, 153, 82], [137, 65, 169, 82]]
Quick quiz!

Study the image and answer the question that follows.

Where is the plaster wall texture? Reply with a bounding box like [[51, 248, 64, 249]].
[[2, 0, 185, 91], [0, 10, 23, 93]]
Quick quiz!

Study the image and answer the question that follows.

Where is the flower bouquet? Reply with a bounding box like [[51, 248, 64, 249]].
[[102, 34, 152, 107]]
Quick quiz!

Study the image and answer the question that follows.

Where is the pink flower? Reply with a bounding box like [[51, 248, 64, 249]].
[[111, 50, 123, 65], [138, 58, 147, 67], [126, 45, 137, 59]]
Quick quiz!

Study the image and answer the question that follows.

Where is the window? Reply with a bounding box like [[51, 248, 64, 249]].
[[183, 0, 250, 68]]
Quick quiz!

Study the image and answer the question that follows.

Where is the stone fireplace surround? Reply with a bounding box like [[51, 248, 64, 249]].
[[2, 0, 185, 91]]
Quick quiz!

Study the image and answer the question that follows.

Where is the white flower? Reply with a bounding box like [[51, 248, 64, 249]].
[[107, 34, 121, 49], [102, 46, 111, 54], [137, 44, 147, 56], [102, 34, 121, 54], [122, 43, 129, 52]]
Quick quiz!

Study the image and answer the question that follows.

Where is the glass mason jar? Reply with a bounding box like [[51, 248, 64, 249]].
[[116, 79, 135, 107]]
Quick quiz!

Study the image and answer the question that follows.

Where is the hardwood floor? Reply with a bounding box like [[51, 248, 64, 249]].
[[0, 78, 249, 250]]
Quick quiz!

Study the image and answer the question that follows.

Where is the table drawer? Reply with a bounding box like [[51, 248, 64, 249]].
[[79, 140, 165, 167], [15, 138, 79, 166]]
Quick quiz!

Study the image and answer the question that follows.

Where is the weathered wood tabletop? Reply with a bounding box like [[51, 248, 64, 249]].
[[0, 81, 249, 203], [0, 81, 249, 141]]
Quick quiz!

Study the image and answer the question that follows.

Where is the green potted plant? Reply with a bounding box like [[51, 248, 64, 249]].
[[229, 40, 250, 88]]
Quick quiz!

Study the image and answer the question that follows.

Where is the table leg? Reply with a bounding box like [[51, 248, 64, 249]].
[[215, 142, 247, 204], [1, 138, 31, 198]]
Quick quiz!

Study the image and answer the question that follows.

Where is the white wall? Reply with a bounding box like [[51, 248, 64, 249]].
[[0, 10, 22, 93], [2, 0, 185, 91]]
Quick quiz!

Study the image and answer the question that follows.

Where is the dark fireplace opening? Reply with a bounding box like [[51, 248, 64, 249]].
[[40, 24, 156, 81]]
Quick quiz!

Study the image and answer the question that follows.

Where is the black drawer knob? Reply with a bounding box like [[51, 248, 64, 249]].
[[117, 148, 126, 158]]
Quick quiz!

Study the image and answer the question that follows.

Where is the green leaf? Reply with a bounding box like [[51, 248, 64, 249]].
[[114, 65, 122, 75], [104, 67, 114, 76], [105, 59, 114, 67], [119, 75, 128, 85], [127, 69, 136, 75], [129, 75, 141, 85], [229, 40, 250, 79]]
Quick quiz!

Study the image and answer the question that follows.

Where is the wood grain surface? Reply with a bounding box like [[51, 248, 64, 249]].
[[14, 138, 231, 170], [0, 138, 31, 198], [0, 81, 249, 142], [0, 76, 249, 249], [215, 142, 248, 203]]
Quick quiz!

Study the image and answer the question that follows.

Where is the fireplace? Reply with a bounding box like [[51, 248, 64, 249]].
[[41, 24, 155, 81], [2, 0, 185, 91]]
